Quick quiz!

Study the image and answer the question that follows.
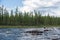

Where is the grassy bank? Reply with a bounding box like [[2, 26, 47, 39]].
[[0, 25, 60, 28], [0, 25, 43, 28]]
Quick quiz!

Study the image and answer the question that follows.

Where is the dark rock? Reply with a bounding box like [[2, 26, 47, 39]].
[[25, 30, 43, 35], [52, 38, 59, 40], [44, 27, 50, 31], [44, 29, 49, 31]]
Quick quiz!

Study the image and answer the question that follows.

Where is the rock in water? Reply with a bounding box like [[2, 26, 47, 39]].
[[25, 30, 43, 35], [52, 38, 59, 40]]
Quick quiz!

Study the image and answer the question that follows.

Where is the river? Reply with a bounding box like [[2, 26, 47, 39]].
[[0, 27, 60, 40]]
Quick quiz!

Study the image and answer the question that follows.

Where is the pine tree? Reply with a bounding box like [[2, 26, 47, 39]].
[[10, 10, 14, 25], [3, 8, 9, 25]]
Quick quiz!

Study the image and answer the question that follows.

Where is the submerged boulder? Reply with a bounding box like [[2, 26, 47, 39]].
[[25, 30, 43, 35], [25, 27, 52, 35], [52, 38, 59, 40]]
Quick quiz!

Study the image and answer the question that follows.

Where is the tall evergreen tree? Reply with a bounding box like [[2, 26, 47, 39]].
[[15, 7, 19, 25], [1, 5, 4, 25], [10, 10, 14, 25], [3, 8, 9, 25]]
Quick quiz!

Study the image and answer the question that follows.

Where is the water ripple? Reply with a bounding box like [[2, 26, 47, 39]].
[[0, 28, 60, 40]]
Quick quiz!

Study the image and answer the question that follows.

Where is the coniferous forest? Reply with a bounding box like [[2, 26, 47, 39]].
[[0, 5, 60, 26]]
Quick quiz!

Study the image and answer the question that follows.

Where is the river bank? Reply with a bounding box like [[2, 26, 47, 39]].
[[0, 25, 60, 28]]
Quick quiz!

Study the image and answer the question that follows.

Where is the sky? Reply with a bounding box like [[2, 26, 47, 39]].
[[0, 0, 23, 9], [0, 0, 60, 16]]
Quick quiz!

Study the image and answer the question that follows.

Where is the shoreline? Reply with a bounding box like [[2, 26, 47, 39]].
[[0, 25, 60, 28]]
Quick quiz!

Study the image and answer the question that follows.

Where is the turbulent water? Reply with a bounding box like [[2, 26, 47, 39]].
[[0, 27, 60, 40]]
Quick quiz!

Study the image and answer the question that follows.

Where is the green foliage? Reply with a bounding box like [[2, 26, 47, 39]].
[[0, 5, 60, 26]]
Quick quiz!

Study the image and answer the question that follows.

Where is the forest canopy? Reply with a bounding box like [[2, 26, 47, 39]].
[[0, 5, 60, 26]]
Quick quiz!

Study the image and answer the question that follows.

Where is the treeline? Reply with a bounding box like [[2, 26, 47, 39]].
[[0, 5, 60, 26]]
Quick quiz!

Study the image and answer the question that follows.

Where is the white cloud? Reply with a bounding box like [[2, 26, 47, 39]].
[[19, 0, 57, 12], [19, 6, 33, 12], [52, 9, 60, 17], [19, 0, 60, 17]]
